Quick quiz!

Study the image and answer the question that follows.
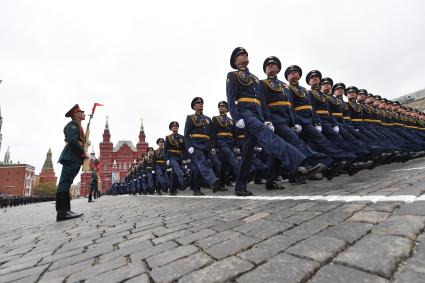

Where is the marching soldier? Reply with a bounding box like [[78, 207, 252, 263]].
[[226, 48, 324, 196], [56, 104, 85, 221], [142, 147, 157, 194], [184, 97, 221, 195], [212, 101, 239, 190], [164, 121, 185, 195], [154, 138, 170, 193], [260, 57, 335, 186], [88, 159, 100, 202]]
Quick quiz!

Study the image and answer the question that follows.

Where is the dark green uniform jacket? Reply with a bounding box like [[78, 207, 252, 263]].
[[58, 120, 85, 165]]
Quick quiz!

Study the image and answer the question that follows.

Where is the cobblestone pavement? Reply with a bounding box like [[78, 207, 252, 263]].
[[2, 159, 425, 283]]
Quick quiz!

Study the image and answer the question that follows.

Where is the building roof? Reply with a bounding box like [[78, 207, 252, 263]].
[[113, 140, 137, 152], [394, 88, 425, 104], [41, 148, 54, 171], [0, 163, 35, 170]]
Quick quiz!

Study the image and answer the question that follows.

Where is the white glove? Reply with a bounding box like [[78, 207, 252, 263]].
[[236, 119, 245, 128], [265, 121, 274, 132], [315, 125, 322, 133], [333, 125, 339, 134], [294, 124, 302, 134], [355, 128, 360, 132], [152, 170, 155, 174], [234, 147, 241, 154], [254, 146, 263, 152], [188, 147, 194, 154], [166, 160, 170, 166], [211, 148, 217, 155]]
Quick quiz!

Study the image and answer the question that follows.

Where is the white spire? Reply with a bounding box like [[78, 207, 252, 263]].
[[105, 115, 109, 130], [140, 118, 144, 131], [4, 146, 10, 164]]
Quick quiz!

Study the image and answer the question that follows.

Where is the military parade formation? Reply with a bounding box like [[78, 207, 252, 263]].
[[0, 194, 55, 209], [55, 47, 425, 221]]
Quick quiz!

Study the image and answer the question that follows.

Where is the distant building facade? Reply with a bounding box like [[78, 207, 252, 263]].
[[38, 148, 57, 186], [394, 88, 425, 110], [0, 163, 35, 196], [0, 106, 3, 154], [79, 117, 149, 194]]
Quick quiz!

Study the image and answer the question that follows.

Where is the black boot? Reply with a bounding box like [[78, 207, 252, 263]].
[[296, 163, 325, 180], [212, 178, 222, 193], [56, 192, 83, 221], [266, 181, 285, 190], [88, 194, 94, 202]]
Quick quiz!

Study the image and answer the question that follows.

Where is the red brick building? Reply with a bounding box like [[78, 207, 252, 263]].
[[79, 118, 149, 194], [0, 163, 35, 196], [38, 148, 57, 186]]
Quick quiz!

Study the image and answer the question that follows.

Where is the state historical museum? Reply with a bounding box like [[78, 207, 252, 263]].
[[79, 118, 149, 196]]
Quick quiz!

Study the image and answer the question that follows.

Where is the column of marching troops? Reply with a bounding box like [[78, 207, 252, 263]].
[[0, 194, 55, 208], [106, 47, 425, 197]]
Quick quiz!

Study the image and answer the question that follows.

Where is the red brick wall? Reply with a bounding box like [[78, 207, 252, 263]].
[[0, 165, 35, 196]]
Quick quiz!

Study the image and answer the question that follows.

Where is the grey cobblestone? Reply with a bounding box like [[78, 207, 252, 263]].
[[0, 264, 48, 282], [1, 158, 425, 282], [150, 252, 213, 283], [130, 241, 178, 263], [239, 234, 300, 264], [348, 210, 391, 224], [336, 234, 413, 278], [146, 245, 199, 268], [178, 256, 254, 283], [287, 235, 347, 264], [395, 201, 425, 216], [176, 228, 216, 245], [237, 253, 319, 283], [152, 229, 191, 245], [205, 234, 260, 260], [372, 215, 425, 240], [235, 219, 293, 239], [318, 221, 374, 244], [195, 230, 242, 250], [309, 264, 389, 283]]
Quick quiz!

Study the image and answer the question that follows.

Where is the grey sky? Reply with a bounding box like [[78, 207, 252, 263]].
[[1, 0, 424, 177]]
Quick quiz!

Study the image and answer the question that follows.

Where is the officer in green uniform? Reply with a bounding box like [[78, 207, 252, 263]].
[[56, 104, 86, 221]]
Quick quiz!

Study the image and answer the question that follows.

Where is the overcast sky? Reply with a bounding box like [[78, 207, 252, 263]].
[[1, 0, 425, 180]]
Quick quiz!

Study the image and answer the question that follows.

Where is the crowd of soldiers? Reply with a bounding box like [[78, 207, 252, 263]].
[[107, 47, 425, 197], [0, 194, 55, 209]]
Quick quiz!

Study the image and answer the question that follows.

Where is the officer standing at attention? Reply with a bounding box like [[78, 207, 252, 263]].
[[184, 97, 221, 195], [56, 104, 86, 221], [226, 47, 324, 196]]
